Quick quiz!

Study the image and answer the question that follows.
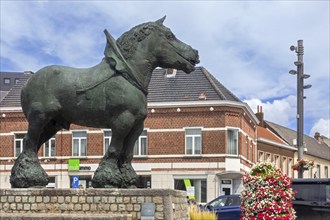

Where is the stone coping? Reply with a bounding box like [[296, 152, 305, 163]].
[[0, 188, 186, 197], [0, 213, 132, 220]]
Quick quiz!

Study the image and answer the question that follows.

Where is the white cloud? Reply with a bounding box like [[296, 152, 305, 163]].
[[310, 119, 330, 138], [1, 1, 329, 135], [244, 96, 296, 128]]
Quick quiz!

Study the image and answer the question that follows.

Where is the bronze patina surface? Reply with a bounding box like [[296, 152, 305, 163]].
[[11, 17, 199, 188]]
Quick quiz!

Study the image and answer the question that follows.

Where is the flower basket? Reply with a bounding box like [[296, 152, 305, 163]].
[[240, 162, 296, 220], [292, 159, 314, 171]]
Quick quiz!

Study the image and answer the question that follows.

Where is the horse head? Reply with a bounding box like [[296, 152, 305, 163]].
[[116, 16, 200, 74], [151, 16, 200, 73]]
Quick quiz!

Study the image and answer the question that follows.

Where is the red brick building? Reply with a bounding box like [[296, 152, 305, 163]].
[[1, 68, 329, 203], [0, 67, 259, 203]]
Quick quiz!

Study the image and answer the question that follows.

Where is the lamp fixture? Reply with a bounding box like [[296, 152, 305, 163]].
[[303, 84, 312, 89], [289, 70, 297, 75]]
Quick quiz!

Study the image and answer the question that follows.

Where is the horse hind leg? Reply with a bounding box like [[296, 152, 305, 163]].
[[37, 116, 66, 149], [10, 105, 58, 188]]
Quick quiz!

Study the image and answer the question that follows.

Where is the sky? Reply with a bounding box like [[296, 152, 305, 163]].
[[1, 1, 329, 138]]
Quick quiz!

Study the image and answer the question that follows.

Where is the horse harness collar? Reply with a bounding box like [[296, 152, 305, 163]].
[[76, 29, 148, 96]]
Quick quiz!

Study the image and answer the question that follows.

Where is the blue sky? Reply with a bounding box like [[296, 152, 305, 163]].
[[1, 1, 329, 138]]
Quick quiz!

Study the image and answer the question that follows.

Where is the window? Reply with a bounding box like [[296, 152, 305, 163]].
[[4, 78, 11, 85], [104, 130, 112, 153], [227, 129, 238, 155], [245, 136, 249, 160], [250, 141, 253, 162], [265, 153, 271, 162], [316, 165, 321, 178], [185, 128, 202, 155], [310, 167, 313, 178], [282, 157, 287, 174], [14, 133, 25, 157], [15, 78, 20, 84], [274, 155, 280, 168], [288, 158, 293, 177], [46, 177, 56, 188], [174, 178, 207, 203], [135, 175, 151, 188], [133, 130, 147, 156], [44, 137, 56, 157], [258, 151, 264, 162], [208, 196, 241, 207], [325, 166, 328, 178], [72, 131, 87, 156]]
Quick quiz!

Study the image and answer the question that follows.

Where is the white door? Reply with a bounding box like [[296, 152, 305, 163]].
[[220, 179, 232, 195]]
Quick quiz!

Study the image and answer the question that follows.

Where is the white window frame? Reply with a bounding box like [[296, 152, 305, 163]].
[[72, 131, 87, 157], [133, 129, 148, 156], [245, 135, 249, 160], [44, 137, 56, 157], [316, 164, 321, 178], [4, 78, 11, 85], [103, 130, 112, 154], [226, 128, 238, 155], [288, 158, 293, 177], [14, 133, 25, 157], [282, 157, 287, 174], [258, 151, 264, 162], [274, 154, 280, 168], [185, 127, 202, 156], [265, 153, 271, 162], [325, 166, 328, 178]]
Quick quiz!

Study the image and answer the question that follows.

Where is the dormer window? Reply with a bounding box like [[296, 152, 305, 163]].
[[165, 68, 177, 78]]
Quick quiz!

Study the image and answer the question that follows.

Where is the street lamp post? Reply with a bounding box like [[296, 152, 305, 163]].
[[290, 40, 312, 178]]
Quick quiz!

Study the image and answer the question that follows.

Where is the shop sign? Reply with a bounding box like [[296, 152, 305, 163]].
[[68, 159, 80, 171], [80, 166, 91, 171]]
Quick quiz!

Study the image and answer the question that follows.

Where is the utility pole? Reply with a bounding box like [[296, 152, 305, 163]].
[[290, 40, 312, 178]]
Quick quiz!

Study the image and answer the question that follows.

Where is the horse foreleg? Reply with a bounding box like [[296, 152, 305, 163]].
[[92, 111, 135, 188], [119, 121, 144, 188]]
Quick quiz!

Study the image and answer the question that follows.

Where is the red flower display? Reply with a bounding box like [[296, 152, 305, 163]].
[[240, 162, 296, 220], [292, 159, 314, 171]]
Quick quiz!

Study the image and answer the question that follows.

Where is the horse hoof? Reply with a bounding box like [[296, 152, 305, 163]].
[[120, 163, 138, 188], [10, 151, 48, 188], [92, 159, 122, 188]]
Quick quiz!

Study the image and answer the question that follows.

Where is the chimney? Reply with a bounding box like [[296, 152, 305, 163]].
[[255, 105, 264, 127], [314, 132, 322, 142]]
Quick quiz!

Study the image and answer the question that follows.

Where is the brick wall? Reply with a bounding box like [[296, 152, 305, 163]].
[[0, 104, 257, 170]]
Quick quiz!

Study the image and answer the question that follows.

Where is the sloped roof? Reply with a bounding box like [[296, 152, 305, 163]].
[[148, 67, 241, 102], [265, 121, 330, 161], [0, 73, 30, 107], [257, 126, 288, 145], [0, 67, 241, 108]]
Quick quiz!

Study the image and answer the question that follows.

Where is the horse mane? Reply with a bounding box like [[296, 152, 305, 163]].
[[117, 22, 160, 59]]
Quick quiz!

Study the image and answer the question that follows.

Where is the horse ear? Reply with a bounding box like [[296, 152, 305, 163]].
[[155, 16, 166, 25]]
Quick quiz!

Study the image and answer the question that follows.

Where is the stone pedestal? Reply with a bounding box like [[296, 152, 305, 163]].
[[0, 188, 188, 220]]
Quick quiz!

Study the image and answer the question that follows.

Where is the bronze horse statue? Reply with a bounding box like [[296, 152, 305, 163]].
[[10, 17, 199, 188]]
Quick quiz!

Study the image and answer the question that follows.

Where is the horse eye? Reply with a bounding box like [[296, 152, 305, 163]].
[[167, 33, 175, 40]]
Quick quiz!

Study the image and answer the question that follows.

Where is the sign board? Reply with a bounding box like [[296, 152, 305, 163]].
[[71, 176, 79, 188], [141, 202, 155, 220], [68, 159, 80, 171], [184, 179, 195, 200], [186, 186, 195, 197]]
